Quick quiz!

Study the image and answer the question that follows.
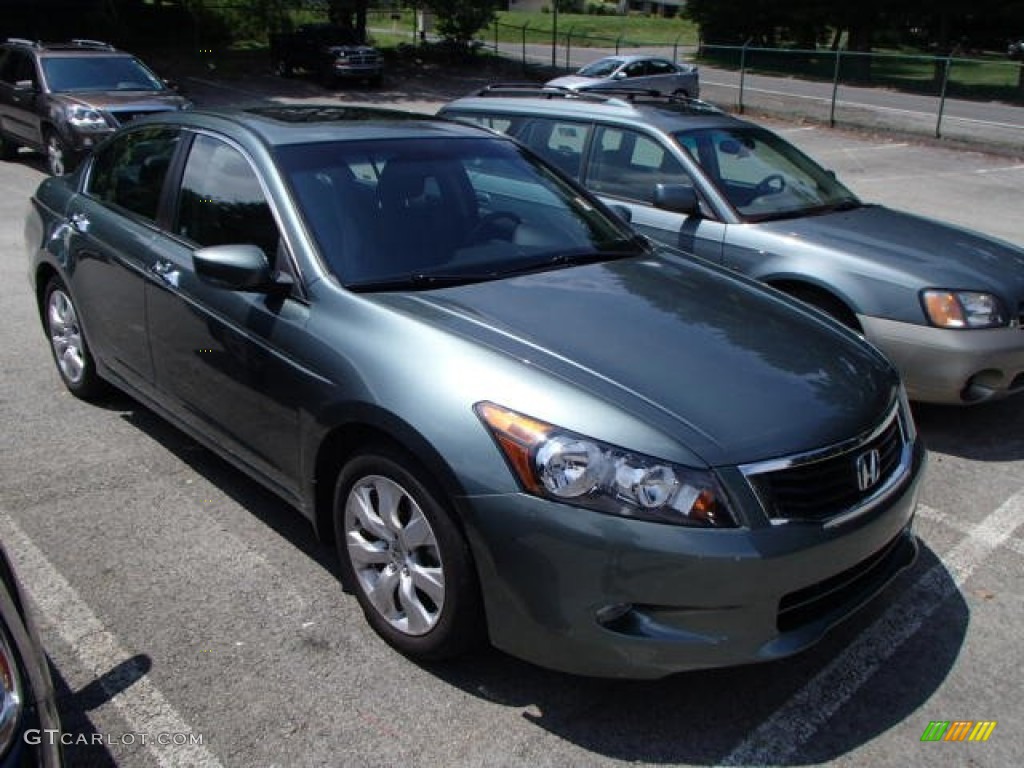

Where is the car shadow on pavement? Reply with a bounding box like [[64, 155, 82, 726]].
[[108, 393, 338, 577], [49, 654, 151, 767], [422, 544, 967, 765], [913, 397, 1024, 461]]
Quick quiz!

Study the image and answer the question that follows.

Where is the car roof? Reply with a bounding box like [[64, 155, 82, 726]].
[[135, 105, 507, 148], [589, 54, 653, 64], [442, 87, 743, 134]]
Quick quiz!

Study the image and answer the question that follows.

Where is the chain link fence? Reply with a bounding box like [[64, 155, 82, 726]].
[[484, 21, 1024, 152]]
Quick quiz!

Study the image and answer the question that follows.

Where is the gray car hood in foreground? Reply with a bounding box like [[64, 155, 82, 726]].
[[397, 255, 896, 466], [759, 205, 1024, 296]]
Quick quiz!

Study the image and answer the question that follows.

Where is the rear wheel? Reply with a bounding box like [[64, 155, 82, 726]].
[[333, 446, 484, 661], [274, 59, 293, 78], [43, 277, 107, 399]]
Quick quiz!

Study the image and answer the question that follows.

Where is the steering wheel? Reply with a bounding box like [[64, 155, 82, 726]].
[[754, 174, 786, 197], [467, 212, 521, 244]]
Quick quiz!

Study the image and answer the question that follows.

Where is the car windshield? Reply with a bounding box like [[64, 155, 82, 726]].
[[277, 136, 647, 289], [673, 126, 860, 222], [578, 58, 623, 78], [42, 55, 165, 92]]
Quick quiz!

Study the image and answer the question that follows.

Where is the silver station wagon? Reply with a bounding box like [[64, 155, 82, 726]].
[[440, 88, 1024, 404]]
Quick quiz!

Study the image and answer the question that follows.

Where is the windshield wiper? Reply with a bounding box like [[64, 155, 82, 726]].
[[346, 242, 647, 292]]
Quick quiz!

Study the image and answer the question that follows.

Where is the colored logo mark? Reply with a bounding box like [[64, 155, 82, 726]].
[[920, 720, 996, 742]]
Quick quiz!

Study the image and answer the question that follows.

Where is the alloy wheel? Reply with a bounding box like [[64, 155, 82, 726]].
[[343, 474, 445, 636], [47, 287, 85, 385]]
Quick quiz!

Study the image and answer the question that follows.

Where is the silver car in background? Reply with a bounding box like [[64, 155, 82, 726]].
[[546, 55, 700, 98]]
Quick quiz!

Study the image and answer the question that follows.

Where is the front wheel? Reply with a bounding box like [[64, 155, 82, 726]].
[[333, 447, 483, 661], [43, 277, 107, 399]]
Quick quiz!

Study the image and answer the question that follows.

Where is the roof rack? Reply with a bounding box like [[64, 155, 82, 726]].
[[470, 83, 724, 114], [70, 38, 115, 50], [4, 37, 40, 48]]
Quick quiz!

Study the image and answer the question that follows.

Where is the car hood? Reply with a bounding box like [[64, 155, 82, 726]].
[[759, 204, 1024, 295], [545, 75, 607, 90], [388, 255, 897, 466], [53, 91, 188, 112]]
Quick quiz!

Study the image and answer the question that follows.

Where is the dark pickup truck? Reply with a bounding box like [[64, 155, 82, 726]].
[[269, 23, 383, 87]]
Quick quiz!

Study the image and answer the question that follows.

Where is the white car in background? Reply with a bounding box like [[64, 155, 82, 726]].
[[546, 54, 700, 98]]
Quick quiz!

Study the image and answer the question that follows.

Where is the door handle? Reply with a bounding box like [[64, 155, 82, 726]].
[[151, 259, 180, 287], [70, 213, 90, 234]]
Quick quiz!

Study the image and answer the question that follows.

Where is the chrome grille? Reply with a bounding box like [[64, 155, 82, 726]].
[[742, 404, 910, 525], [342, 52, 379, 66]]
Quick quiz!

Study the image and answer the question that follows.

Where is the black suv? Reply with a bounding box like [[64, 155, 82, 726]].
[[0, 38, 190, 175]]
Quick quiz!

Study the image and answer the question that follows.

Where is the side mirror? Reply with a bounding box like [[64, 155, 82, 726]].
[[654, 183, 700, 216], [607, 204, 632, 223], [14, 79, 37, 93], [612, 71, 628, 80], [193, 244, 288, 293]]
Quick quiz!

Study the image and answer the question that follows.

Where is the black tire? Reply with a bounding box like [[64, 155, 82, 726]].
[[44, 130, 70, 177], [274, 59, 293, 78], [320, 66, 337, 90], [0, 133, 18, 161], [42, 277, 107, 399], [333, 445, 484, 661]]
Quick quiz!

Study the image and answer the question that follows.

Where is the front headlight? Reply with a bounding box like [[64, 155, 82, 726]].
[[921, 289, 1007, 328], [475, 402, 736, 527], [66, 104, 108, 130]]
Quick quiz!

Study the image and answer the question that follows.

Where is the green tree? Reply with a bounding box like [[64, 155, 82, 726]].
[[423, 0, 501, 49], [326, 0, 370, 42]]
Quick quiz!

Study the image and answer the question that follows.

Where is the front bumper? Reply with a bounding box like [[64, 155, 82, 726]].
[[62, 126, 114, 154], [330, 63, 382, 79], [458, 441, 924, 679], [861, 315, 1024, 404]]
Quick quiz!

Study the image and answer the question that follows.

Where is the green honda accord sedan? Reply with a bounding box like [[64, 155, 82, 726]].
[[26, 106, 925, 679]]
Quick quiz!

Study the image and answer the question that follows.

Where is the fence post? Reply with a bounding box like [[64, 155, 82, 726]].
[[493, 20, 498, 55], [738, 40, 750, 114], [551, 7, 558, 68], [672, 32, 682, 65], [616, 34, 623, 55], [566, 27, 574, 70], [521, 22, 530, 74], [935, 55, 952, 138], [830, 49, 842, 127]]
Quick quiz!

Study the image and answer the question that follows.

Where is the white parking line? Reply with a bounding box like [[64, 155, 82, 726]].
[[716, 489, 1024, 766], [0, 511, 225, 768], [918, 503, 1024, 558]]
